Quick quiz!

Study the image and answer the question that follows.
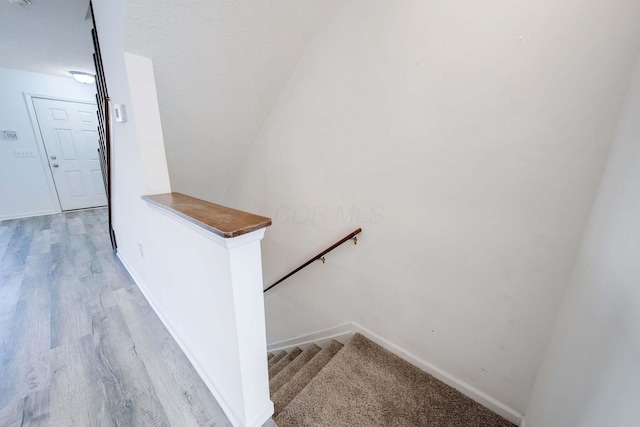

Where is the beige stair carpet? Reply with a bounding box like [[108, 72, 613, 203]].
[[275, 334, 515, 427], [268, 352, 275, 360], [269, 347, 302, 378], [268, 350, 286, 368], [270, 344, 321, 394], [272, 340, 344, 417]]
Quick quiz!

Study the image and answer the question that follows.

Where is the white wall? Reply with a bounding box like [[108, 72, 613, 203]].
[[90, 0, 172, 287], [135, 204, 272, 427], [124, 53, 172, 195], [92, 3, 273, 425], [224, 0, 640, 416], [91, 0, 640, 422], [123, 0, 337, 202], [524, 54, 640, 427], [0, 66, 96, 219]]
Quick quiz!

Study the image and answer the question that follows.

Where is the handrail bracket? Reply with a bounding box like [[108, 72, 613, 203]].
[[264, 228, 362, 293]]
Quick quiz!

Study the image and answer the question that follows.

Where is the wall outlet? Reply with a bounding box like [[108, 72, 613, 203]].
[[14, 149, 35, 158], [3, 130, 18, 140], [138, 242, 144, 257]]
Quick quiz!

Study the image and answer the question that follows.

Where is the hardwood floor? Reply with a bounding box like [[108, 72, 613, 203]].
[[0, 209, 233, 426]]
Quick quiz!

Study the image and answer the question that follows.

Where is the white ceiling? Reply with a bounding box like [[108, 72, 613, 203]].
[[0, 0, 95, 78]]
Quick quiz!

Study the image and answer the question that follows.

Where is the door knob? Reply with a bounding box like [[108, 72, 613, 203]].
[[52, 163, 59, 168], [50, 155, 56, 160]]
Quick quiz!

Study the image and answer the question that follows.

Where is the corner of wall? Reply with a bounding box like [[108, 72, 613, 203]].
[[123, 52, 171, 195]]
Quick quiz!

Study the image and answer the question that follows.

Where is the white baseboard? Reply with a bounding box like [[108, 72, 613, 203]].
[[351, 322, 523, 425], [0, 209, 58, 221], [117, 252, 271, 427], [116, 254, 523, 427], [267, 322, 354, 353], [268, 321, 524, 426], [248, 402, 276, 427]]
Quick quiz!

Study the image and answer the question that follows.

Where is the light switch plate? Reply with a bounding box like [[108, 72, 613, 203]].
[[113, 104, 126, 123]]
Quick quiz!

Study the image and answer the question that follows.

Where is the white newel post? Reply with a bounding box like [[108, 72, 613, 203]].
[[223, 230, 274, 426], [138, 194, 273, 427]]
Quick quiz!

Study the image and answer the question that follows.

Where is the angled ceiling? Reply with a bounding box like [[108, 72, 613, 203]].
[[124, 0, 337, 202], [0, 0, 94, 77]]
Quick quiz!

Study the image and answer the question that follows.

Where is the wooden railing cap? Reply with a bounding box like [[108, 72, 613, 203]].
[[142, 192, 271, 238]]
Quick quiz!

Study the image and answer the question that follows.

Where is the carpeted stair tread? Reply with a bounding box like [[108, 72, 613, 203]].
[[270, 344, 322, 395], [268, 353, 275, 360], [275, 333, 515, 427], [271, 340, 344, 417], [269, 347, 303, 379], [268, 350, 287, 368]]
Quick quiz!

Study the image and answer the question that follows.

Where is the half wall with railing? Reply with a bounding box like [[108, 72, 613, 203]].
[[138, 192, 273, 427]]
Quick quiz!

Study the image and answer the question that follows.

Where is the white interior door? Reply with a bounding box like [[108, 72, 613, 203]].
[[33, 98, 107, 211]]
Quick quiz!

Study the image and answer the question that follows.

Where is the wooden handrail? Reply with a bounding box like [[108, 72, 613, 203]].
[[264, 228, 362, 293]]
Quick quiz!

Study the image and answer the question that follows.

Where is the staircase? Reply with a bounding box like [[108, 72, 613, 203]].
[[267, 333, 515, 426]]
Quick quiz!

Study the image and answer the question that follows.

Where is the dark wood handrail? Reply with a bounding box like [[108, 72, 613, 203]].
[[264, 228, 362, 293]]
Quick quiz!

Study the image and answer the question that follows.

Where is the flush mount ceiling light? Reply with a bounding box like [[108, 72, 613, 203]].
[[8, 0, 31, 6], [69, 71, 95, 84]]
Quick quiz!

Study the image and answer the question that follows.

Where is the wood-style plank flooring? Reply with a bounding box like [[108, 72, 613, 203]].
[[0, 209, 232, 426]]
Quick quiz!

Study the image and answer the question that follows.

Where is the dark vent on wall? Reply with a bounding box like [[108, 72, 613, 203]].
[[90, 0, 117, 250]]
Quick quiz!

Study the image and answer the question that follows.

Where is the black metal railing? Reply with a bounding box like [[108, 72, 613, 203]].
[[264, 228, 362, 293], [90, 1, 117, 250]]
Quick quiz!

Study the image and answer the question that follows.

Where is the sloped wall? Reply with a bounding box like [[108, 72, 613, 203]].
[[224, 0, 640, 415], [123, 0, 338, 202], [524, 54, 640, 427]]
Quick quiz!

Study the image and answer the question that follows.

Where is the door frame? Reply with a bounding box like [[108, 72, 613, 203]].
[[23, 93, 98, 213]]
